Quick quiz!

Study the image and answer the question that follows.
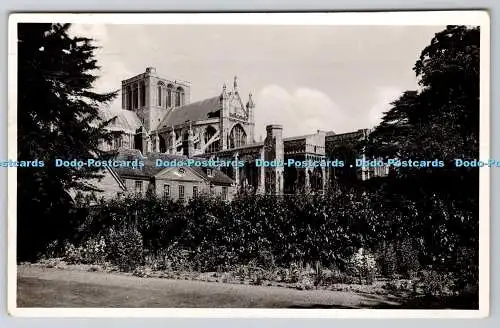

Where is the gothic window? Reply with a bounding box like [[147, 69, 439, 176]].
[[132, 84, 138, 109], [182, 130, 189, 156], [176, 87, 184, 107], [159, 135, 166, 153], [204, 126, 219, 153], [157, 82, 164, 107], [166, 84, 173, 107], [140, 81, 146, 107], [126, 86, 132, 110], [229, 124, 247, 149]]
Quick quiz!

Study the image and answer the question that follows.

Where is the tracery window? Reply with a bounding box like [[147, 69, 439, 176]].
[[204, 126, 219, 153], [166, 84, 173, 107], [157, 82, 165, 107], [229, 124, 247, 149]]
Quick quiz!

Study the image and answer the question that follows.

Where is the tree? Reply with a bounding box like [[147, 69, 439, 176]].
[[366, 91, 420, 160], [17, 23, 118, 260], [414, 25, 480, 161], [368, 25, 480, 163], [365, 26, 480, 294]]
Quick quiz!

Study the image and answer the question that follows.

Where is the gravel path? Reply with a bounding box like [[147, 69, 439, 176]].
[[17, 265, 401, 308]]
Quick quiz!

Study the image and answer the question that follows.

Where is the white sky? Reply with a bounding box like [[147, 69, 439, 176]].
[[69, 24, 443, 139]]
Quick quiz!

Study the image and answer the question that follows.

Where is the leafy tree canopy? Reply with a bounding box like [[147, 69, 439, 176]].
[[367, 25, 480, 163]]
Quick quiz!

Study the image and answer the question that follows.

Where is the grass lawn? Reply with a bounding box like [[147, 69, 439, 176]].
[[17, 265, 401, 308]]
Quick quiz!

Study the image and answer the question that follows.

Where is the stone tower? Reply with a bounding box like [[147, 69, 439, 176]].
[[264, 124, 284, 195], [121, 67, 191, 151]]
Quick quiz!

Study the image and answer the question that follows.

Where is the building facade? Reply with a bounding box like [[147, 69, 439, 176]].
[[97, 67, 387, 199]]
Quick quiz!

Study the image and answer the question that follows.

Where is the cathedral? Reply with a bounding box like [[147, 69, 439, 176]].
[[95, 67, 387, 202]]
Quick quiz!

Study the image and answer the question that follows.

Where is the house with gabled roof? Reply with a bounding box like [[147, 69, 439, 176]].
[[86, 149, 236, 203]]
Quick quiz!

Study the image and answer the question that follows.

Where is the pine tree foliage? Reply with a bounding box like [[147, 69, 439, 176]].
[[17, 23, 118, 260]]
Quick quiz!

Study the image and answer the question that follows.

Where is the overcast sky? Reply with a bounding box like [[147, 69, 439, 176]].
[[69, 24, 443, 139]]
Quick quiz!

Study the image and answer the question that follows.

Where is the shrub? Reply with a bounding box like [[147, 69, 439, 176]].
[[397, 238, 420, 278], [63, 243, 82, 264], [63, 237, 106, 265], [419, 270, 454, 297], [163, 247, 192, 271], [451, 246, 478, 296], [376, 242, 398, 278], [67, 186, 477, 296], [41, 240, 65, 259], [348, 248, 377, 285], [106, 227, 144, 272]]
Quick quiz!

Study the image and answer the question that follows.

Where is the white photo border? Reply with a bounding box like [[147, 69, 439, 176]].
[[6, 11, 491, 318]]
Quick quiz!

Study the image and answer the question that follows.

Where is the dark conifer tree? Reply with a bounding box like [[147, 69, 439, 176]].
[[17, 23, 117, 260]]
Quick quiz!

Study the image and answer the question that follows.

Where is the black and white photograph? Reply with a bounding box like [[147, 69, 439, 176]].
[[7, 12, 490, 317]]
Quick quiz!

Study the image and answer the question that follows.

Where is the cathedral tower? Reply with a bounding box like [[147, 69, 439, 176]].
[[121, 67, 191, 150]]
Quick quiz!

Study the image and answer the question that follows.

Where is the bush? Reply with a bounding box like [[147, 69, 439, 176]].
[[376, 242, 398, 278], [63, 236, 106, 265], [419, 270, 454, 297], [66, 186, 477, 296], [163, 247, 192, 271], [106, 227, 144, 272], [397, 238, 420, 278], [348, 248, 377, 285]]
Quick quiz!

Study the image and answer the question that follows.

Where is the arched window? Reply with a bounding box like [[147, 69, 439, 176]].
[[229, 124, 247, 149], [139, 81, 146, 107], [157, 82, 164, 107], [176, 87, 184, 107], [132, 83, 139, 109], [182, 130, 190, 156], [204, 126, 219, 153], [166, 84, 173, 107], [126, 86, 132, 110]]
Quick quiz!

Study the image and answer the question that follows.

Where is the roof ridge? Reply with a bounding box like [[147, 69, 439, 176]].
[[175, 95, 220, 109]]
